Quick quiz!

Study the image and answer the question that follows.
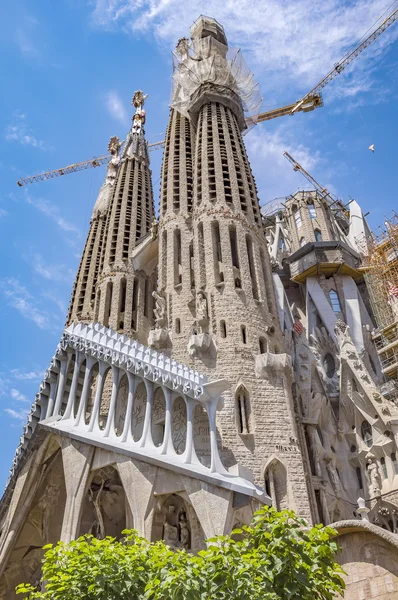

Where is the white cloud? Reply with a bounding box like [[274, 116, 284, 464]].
[[91, 0, 398, 104], [31, 253, 75, 283], [4, 112, 44, 149], [25, 192, 81, 237], [5, 408, 28, 421], [0, 277, 50, 330], [245, 124, 321, 206], [10, 388, 29, 403], [0, 208, 8, 218], [105, 90, 129, 124], [10, 368, 43, 381]]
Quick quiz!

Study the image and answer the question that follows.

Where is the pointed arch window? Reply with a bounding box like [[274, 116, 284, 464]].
[[236, 387, 251, 435], [307, 202, 316, 220], [293, 206, 302, 229], [356, 466, 363, 489], [329, 290, 341, 313], [279, 237, 285, 251], [300, 237, 306, 247], [391, 452, 398, 475], [361, 420, 373, 448], [314, 229, 322, 242]]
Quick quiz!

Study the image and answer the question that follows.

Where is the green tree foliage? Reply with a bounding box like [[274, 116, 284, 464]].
[[16, 506, 345, 600]]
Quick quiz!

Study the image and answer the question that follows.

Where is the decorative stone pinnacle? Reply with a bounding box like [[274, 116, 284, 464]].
[[132, 90, 148, 109]]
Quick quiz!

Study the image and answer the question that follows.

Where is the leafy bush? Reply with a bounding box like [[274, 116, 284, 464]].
[[16, 506, 345, 600]]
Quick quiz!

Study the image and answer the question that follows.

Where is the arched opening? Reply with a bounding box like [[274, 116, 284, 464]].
[[323, 353, 336, 378], [118, 278, 127, 331], [132, 382, 147, 442], [175, 318, 181, 334], [293, 205, 302, 229], [307, 201, 316, 220], [98, 367, 113, 431], [172, 397, 187, 455], [130, 277, 139, 331], [235, 386, 251, 435], [246, 235, 259, 300], [61, 354, 76, 416], [391, 452, 398, 475], [300, 237, 306, 247], [314, 229, 322, 242], [264, 459, 288, 511], [151, 493, 205, 551], [361, 420, 373, 448], [103, 281, 113, 328], [73, 359, 87, 418], [114, 372, 129, 437], [329, 290, 341, 313], [356, 466, 363, 489], [212, 221, 224, 284], [174, 229, 182, 287], [259, 337, 267, 354], [241, 325, 247, 344], [84, 361, 99, 426], [79, 466, 127, 540], [94, 289, 101, 322], [2, 441, 66, 597], [152, 387, 166, 447], [220, 320, 227, 338]]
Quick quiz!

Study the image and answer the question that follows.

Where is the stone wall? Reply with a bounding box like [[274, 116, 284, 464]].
[[335, 521, 398, 599]]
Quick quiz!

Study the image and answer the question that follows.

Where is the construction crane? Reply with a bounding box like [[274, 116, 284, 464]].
[[16, 140, 165, 187], [17, 5, 398, 187], [283, 151, 350, 213]]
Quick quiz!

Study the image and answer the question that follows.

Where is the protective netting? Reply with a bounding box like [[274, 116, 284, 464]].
[[170, 17, 262, 122]]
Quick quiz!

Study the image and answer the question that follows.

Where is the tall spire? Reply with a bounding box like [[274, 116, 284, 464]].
[[67, 91, 155, 342]]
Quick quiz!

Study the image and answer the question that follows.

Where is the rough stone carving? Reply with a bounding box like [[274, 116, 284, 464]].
[[196, 291, 209, 332], [153, 291, 167, 329], [91, 136, 121, 219], [309, 326, 339, 395], [367, 458, 382, 496]]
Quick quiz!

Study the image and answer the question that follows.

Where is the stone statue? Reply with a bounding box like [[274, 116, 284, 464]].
[[163, 504, 179, 548], [89, 480, 106, 539], [131, 90, 148, 136], [179, 512, 190, 550], [324, 457, 342, 498], [151, 218, 158, 239], [367, 458, 382, 496], [153, 291, 167, 329], [196, 291, 208, 329], [92, 136, 121, 218]]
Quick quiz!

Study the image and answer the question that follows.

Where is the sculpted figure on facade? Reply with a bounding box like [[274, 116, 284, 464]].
[[196, 291, 208, 331], [92, 135, 121, 218], [131, 90, 148, 135], [152, 291, 167, 329], [367, 458, 382, 496]]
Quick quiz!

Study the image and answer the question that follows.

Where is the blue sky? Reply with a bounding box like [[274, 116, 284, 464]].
[[0, 0, 397, 489]]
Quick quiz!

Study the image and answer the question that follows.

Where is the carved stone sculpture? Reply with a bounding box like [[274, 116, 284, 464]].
[[367, 458, 382, 496], [196, 291, 208, 331], [163, 504, 179, 548], [153, 291, 167, 329], [92, 136, 121, 218]]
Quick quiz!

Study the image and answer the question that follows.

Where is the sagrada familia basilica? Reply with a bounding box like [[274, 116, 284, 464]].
[[1, 16, 398, 599]]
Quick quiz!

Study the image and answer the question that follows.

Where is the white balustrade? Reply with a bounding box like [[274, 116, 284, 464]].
[[7, 323, 267, 501]]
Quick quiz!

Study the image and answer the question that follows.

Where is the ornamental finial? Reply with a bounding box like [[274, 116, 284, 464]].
[[132, 90, 148, 109]]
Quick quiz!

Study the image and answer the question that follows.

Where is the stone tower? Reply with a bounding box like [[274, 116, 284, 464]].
[[156, 17, 313, 520], [67, 90, 155, 344]]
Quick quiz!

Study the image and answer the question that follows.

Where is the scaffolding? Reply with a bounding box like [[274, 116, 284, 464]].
[[357, 211, 398, 380]]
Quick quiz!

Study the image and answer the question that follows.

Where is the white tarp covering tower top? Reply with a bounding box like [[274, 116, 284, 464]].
[[170, 15, 262, 127]]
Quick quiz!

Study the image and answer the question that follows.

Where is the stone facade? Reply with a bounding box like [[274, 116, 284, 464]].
[[1, 15, 398, 600]]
